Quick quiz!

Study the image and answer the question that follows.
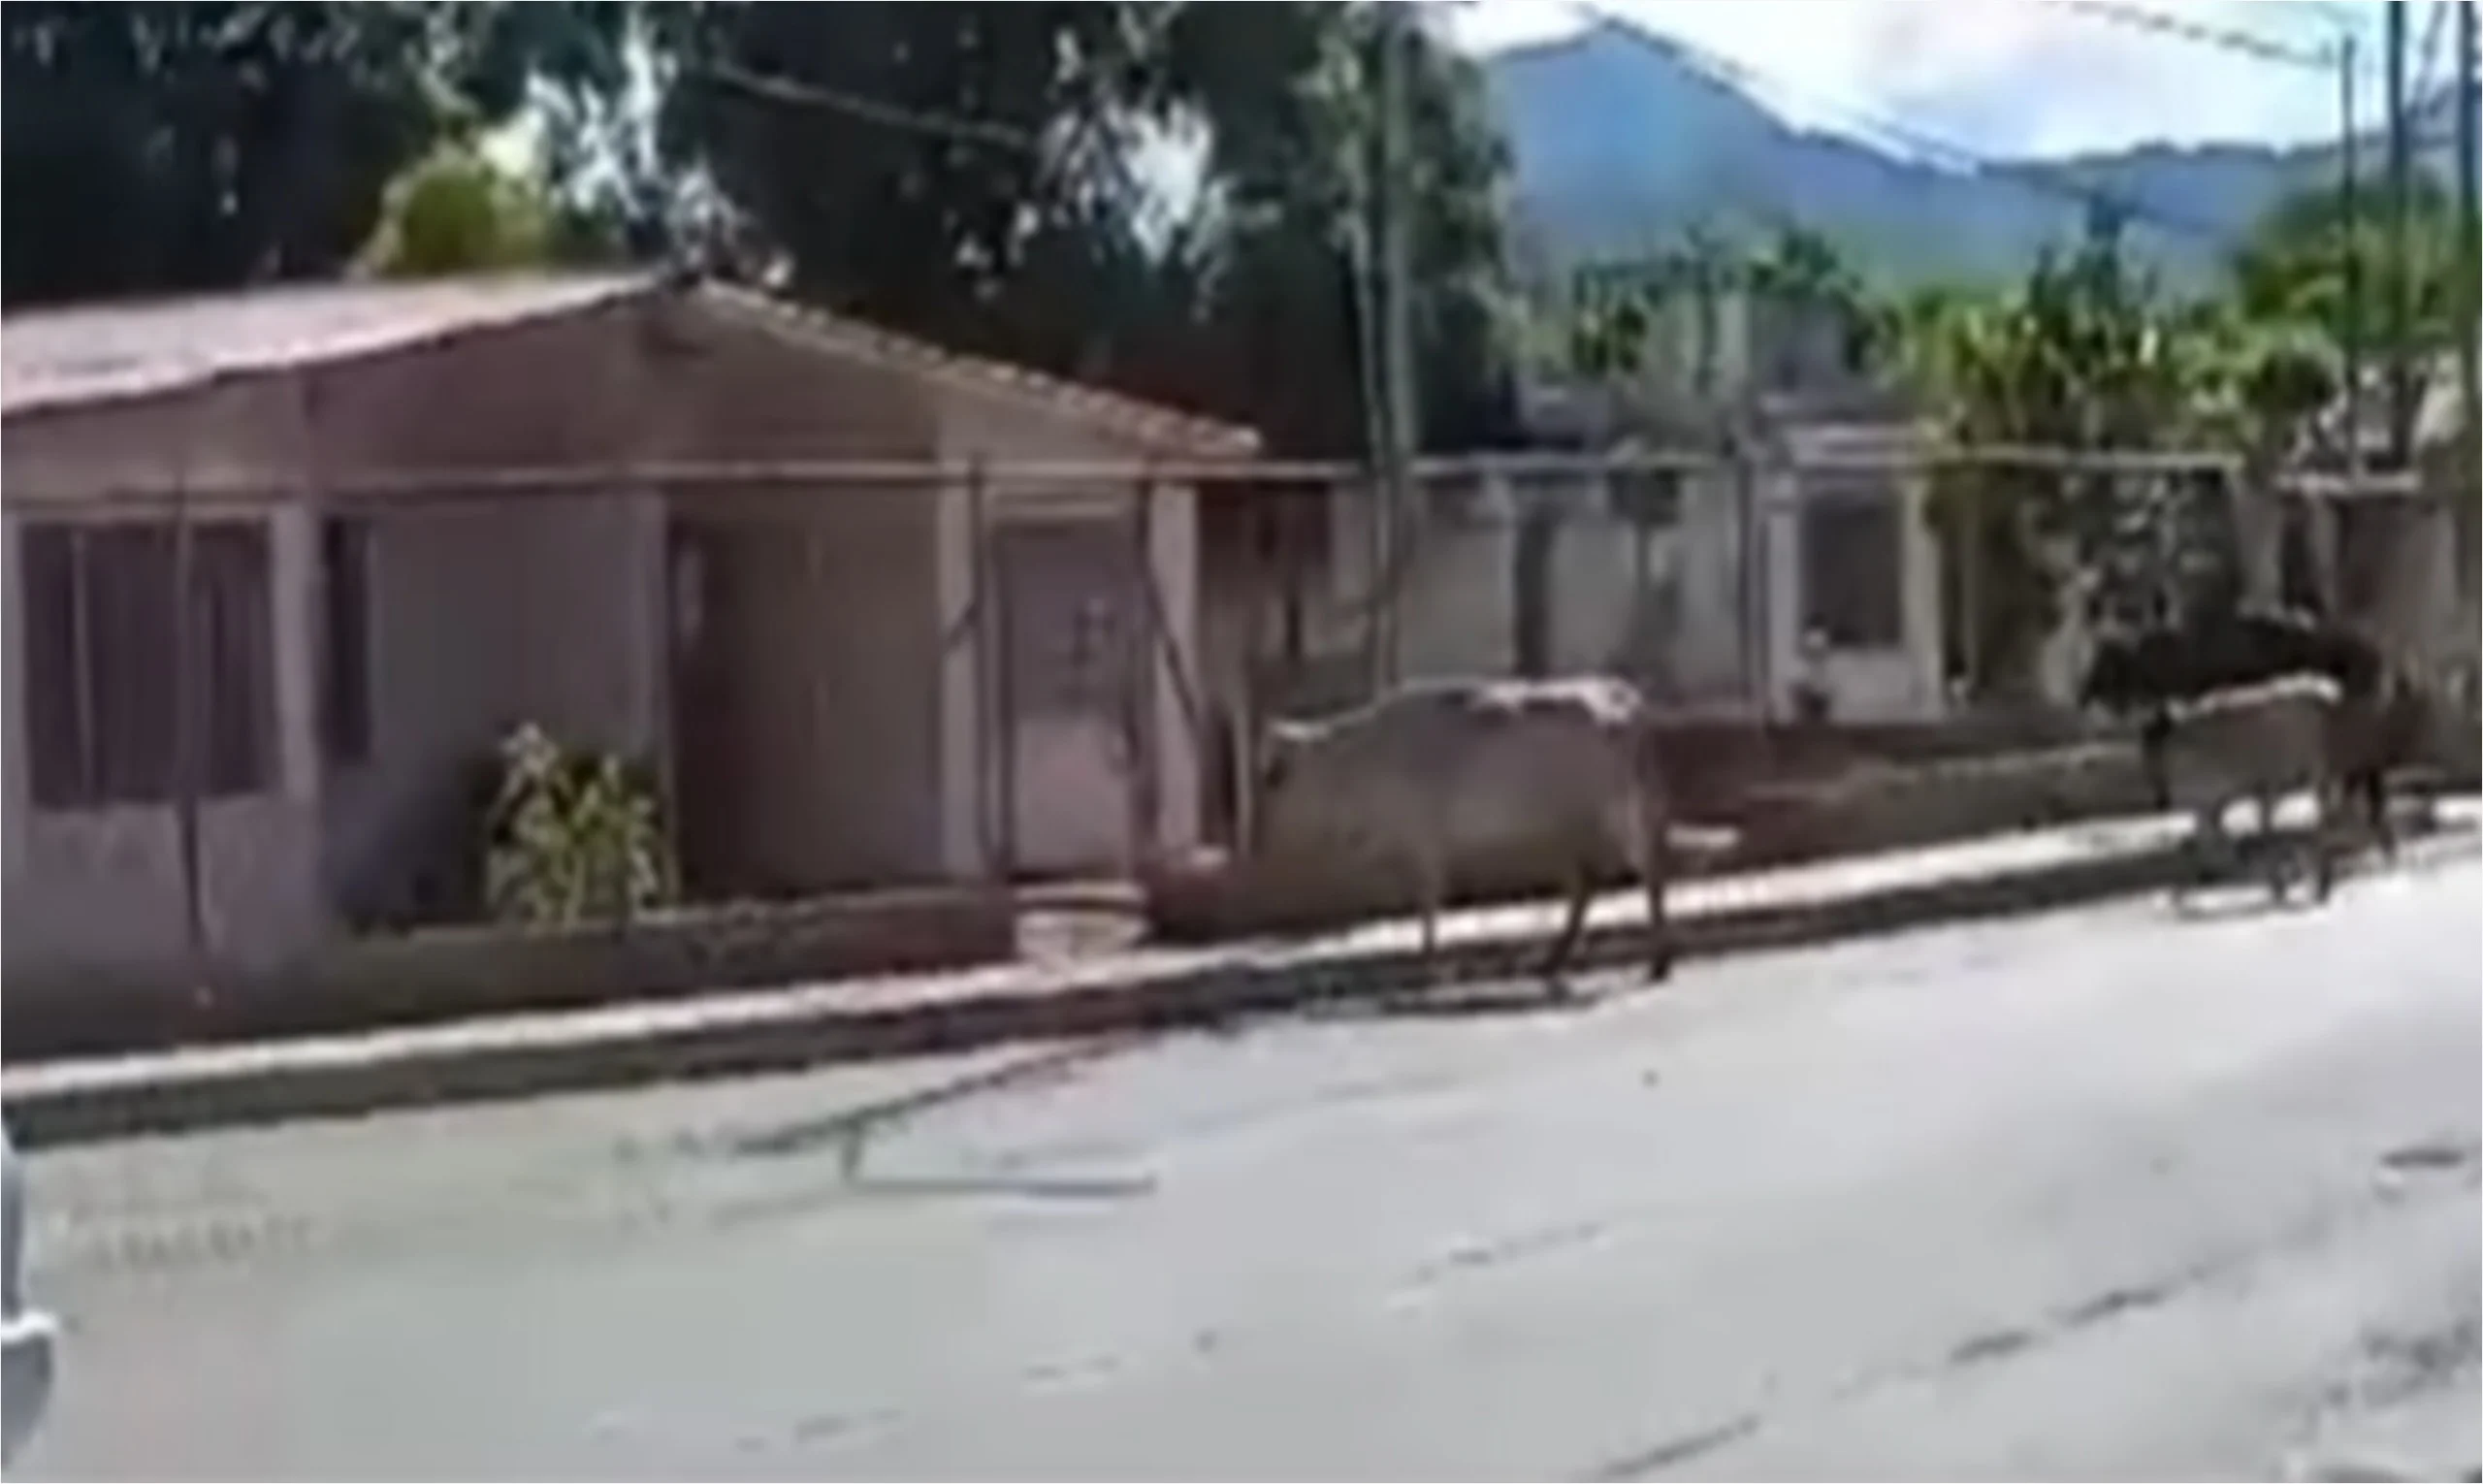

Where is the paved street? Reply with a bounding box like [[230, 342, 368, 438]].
[[16, 849, 2482, 1482]]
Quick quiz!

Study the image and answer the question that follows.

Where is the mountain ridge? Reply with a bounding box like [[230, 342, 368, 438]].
[[1484, 19, 2465, 291]]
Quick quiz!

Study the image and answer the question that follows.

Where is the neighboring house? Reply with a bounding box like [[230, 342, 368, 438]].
[[1517, 279, 1877, 448], [2, 273, 1257, 985], [1245, 277, 1943, 733], [1195, 408, 1948, 746]]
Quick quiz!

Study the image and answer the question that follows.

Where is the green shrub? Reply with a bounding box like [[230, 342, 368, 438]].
[[482, 724, 675, 927]]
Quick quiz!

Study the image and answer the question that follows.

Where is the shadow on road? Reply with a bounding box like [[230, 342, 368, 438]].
[[703, 1166, 1161, 1233], [842, 1171, 1160, 1201], [1300, 983, 1611, 1025]]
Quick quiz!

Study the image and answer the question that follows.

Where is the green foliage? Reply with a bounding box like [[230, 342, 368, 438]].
[[2230, 177, 2466, 386], [1893, 239, 2236, 692], [1557, 224, 1880, 387], [483, 724, 674, 928], [649, 2, 1519, 455], [357, 141, 559, 277], [0, 3, 632, 306]]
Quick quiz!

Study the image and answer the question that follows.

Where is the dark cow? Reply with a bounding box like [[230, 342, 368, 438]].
[[2081, 605, 2395, 832]]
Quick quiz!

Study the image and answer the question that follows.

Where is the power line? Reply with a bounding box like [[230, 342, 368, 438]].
[[2414, 0, 2453, 104], [2048, 0, 2340, 70], [1565, 1, 2244, 248], [2060, 0, 2467, 148], [693, 59, 1047, 155]]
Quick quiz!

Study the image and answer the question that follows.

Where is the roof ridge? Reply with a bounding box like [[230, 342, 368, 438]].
[[3, 269, 650, 327], [693, 283, 1260, 458], [4, 271, 1264, 458]]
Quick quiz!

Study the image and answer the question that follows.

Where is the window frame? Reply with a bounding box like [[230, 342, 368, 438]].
[[1797, 477, 1909, 652], [16, 515, 280, 812]]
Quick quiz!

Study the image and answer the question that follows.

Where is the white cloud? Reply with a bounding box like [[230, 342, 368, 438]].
[[1445, 0, 2423, 159]]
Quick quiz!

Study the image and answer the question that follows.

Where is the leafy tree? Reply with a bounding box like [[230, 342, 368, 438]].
[[1154, 3, 1518, 454], [2230, 175, 2465, 421], [356, 141, 559, 277], [1894, 239, 2229, 694], [653, 4, 1177, 375], [1557, 223, 1880, 403], [649, 1, 1519, 455], [1, 2, 634, 306]]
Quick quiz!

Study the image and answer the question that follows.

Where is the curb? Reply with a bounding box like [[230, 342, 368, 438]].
[[9, 810, 2475, 1148]]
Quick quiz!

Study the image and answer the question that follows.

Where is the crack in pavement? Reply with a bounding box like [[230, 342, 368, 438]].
[[695, 1036, 1145, 1165], [2377, 1138, 2481, 1178], [1575, 1135, 2478, 1480], [1574, 1412, 1762, 1482]]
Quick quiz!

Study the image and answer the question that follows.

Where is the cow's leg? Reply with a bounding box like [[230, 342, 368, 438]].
[[1628, 789, 1674, 984], [1407, 840, 1448, 994], [2361, 767, 2398, 861], [2174, 799, 2220, 906], [2140, 712, 2173, 810], [2252, 787, 2291, 903], [2306, 773, 2338, 903], [1540, 861, 1592, 996]]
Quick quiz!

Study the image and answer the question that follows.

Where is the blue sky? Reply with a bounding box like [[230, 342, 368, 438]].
[[1446, 0, 2448, 158]]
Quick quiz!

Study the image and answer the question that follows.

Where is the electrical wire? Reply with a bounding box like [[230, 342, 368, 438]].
[[691, 58, 1047, 155], [2413, 0, 2452, 109], [2048, 0, 2341, 70], [1565, 0, 2246, 247]]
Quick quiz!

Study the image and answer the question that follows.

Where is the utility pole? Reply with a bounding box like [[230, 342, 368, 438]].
[[2341, 33, 2366, 496], [2457, 0, 2479, 594], [2387, 1, 2416, 468], [1370, 0, 1419, 691]]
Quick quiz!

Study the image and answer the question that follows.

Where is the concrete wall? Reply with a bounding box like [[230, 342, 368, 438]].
[[937, 391, 1208, 881], [1237, 443, 1939, 727], [639, 298, 949, 897], [319, 494, 666, 925], [1214, 463, 1761, 723], [6, 302, 746, 973], [281, 306, 669, 928], [673, 494, 944, 894], [2335, 494, 2473, 679], [4, 379, 328, 981]]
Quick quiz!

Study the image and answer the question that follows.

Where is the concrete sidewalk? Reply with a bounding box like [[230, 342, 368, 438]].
[[9, 799, 2475, 1147]]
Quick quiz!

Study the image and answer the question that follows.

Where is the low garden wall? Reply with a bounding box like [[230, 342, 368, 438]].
[[5, 887, 1016, 1063]]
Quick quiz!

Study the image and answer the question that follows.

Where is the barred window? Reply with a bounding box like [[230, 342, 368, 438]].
[[18, 518, 277, 809]]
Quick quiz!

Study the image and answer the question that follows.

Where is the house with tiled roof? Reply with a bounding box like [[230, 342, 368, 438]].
[[1, 272, 1259, 990]]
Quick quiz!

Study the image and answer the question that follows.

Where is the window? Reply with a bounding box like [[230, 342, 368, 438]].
[[320, 516, 372, 764], [1799, 482, 1906, 649], [17, 518, 277, 809], [1607, 468, 1681, 528]]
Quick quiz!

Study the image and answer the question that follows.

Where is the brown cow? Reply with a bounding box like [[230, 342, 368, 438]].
[[1255, 674, 1685, 993]]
